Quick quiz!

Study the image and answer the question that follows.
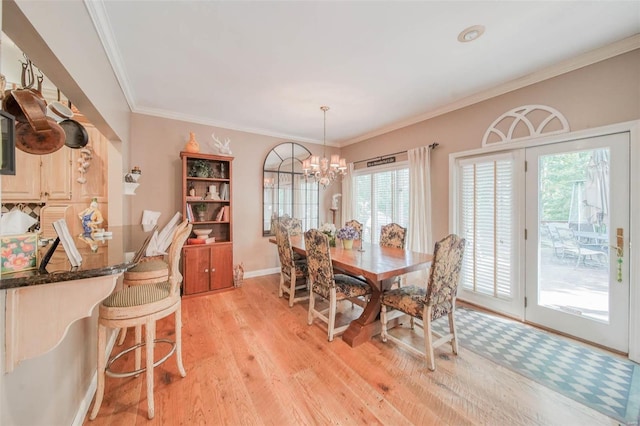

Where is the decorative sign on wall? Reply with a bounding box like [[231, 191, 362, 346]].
[[367, 157, 396, 167]]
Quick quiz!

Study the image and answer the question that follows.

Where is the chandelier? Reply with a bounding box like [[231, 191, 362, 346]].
[[302, 106, 347, 188]]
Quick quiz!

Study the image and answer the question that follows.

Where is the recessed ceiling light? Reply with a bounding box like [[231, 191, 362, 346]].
[[458, 25, 485, 43]]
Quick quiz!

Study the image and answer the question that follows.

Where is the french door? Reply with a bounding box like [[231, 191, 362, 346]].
[[524, 132, 630, 352]]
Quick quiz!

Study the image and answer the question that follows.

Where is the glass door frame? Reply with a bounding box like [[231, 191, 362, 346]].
[[449, 120, 640, 361]]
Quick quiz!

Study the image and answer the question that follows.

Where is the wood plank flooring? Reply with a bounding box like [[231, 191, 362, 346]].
[[84, 274, 618, 425]]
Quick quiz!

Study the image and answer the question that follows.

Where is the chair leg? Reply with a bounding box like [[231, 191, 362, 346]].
[[89, 323, 107, 420], [145, 319, 156, 420], [134, 325, 142, 376], [328, 289, 337, 342], [380, 305, 388, 342], [278, 272, 285, 298], [117, 327, 127, 345], [424, 306, 436, 371], [448, 310, 458, 355], [175, 303, 187, 377], [308, 291, 315, 325], [288, 266, 296, 307]]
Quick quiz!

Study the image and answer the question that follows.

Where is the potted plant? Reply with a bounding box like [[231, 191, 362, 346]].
[[190, 160, 212, 178], [337, 225, 359, 250], [194, 203, 207, 221]]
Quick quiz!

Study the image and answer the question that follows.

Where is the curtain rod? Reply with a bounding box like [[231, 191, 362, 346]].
[[353, 142, 439, 165]]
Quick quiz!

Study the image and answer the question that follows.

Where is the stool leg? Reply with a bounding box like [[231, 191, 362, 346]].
[[135, 325, 142, 376], [175, 303, 187, 377], [117, 327, 127, 345], [89, 323, 107, 420], [145, 319, 156, 419]]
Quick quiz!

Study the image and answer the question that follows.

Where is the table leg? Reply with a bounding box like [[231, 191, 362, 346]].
[[342, 277, 395, 347]]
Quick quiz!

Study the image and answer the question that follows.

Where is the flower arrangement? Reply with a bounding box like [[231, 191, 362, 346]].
[[319, 223, 337, 247], [336, 225, 359, 241]]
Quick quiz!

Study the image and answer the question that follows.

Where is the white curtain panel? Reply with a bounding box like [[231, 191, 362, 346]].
[[408, 146, 433, 254], [341, 162, 355, 227]]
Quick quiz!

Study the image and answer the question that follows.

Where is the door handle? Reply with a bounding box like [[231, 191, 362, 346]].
[[610, 228, 623, 282]]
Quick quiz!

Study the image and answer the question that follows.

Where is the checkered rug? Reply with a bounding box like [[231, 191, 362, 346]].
[[432, 307, 640, 425]]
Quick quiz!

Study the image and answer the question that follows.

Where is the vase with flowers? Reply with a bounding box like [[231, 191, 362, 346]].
[[336, 225, 360, 249], [319, 222, 337, 247]]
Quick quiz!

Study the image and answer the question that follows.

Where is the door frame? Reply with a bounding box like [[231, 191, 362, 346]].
[[450, 119, 640, 362]]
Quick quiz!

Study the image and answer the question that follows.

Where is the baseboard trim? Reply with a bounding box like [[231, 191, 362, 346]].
[[245, 267, 280, 279]]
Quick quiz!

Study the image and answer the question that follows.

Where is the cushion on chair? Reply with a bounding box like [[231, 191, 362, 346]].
[[312, 274, 371, 300], [103, 281, 171, 308], [382, 285, 427, 318]]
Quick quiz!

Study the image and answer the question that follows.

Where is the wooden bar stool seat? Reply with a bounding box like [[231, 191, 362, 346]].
[[123, 258, 169, 286]]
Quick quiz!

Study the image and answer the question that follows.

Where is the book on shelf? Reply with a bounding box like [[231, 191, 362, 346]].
[[52, 219, 82, 267], [221, 205, 229, 222], [215, 206, 224, 221], [187, 237, 216, 245], [219, 183, 229, 201], [186, 196, 202, 201], [186, 204, 194, 222]]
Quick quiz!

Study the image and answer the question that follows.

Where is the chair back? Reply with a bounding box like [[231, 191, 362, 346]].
[[289, 218, 303, 236], [379, 223, 407, 249], [304, 229, 336, 291], [276, 222, 296, 272], [425, 234, 466, 314], [168, 220, 192, 295], [345, 220, 363, 240]]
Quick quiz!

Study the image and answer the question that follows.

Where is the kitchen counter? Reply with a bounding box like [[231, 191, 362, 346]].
[[0, 225, 154, 290], [1, 224, 156, 372]]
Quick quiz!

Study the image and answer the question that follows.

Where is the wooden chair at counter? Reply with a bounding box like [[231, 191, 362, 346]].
[[380, 234, 465, 370], [305, 228, 371, 342], [115, 220, 189, 345], [89, 221, 192, 420]]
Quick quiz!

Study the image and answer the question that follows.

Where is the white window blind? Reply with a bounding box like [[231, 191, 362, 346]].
[[353, 164, 409, 244], [459, 154, 514, 299]]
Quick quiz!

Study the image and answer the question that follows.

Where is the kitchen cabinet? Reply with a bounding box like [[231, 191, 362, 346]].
[[1, 147, 72, 201]]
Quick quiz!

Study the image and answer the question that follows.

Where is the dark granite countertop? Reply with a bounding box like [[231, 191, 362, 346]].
[[0, 225, 155, 290]]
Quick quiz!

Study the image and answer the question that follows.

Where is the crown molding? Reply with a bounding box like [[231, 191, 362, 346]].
[[340, 34, 640, 147], [84, 0, 136, 112], [133, 106, 340, 147]]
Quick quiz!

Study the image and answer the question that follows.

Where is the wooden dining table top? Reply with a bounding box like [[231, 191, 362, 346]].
[[270, 234, 433, 346]]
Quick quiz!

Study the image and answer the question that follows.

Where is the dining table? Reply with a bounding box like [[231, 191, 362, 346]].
[[271, 235, 433, 347]]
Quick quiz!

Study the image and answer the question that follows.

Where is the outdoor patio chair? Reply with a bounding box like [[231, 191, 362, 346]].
[[556, 227, 606, 267]]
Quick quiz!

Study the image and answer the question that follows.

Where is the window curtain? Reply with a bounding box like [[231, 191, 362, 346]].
[[341, 162, 355, 227], [408, 146, 432, 253]]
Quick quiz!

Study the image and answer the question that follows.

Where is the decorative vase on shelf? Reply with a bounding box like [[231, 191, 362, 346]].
[[184, 132, 200, 153], [342, 239, 354, 250]]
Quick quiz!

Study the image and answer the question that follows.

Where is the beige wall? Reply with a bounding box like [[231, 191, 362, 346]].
[[341, 49, 640, 243], [130, 113, 340, 273]]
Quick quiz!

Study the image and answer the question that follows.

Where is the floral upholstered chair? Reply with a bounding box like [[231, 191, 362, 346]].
[[379, 222, 407, 249], [304, 228, 372, 341], [379, 222, 407, 286], [380, 234, 466, 370], [276, 222, 309, 307]]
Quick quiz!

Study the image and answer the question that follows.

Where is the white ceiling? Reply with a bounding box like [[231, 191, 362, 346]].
[[86, 1, 640, 146]]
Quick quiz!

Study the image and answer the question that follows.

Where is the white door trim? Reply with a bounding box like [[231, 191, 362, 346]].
[[450, 119, 640, 362]]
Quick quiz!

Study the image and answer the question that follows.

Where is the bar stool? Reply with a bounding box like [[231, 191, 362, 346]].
[[89, 221, 191, 420]]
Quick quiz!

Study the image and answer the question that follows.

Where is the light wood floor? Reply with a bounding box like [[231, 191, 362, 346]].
[[85, 274, 618, 425]]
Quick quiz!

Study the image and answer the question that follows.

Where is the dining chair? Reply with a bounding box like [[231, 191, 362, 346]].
[[344, 219, 363, 239], [89, 221, 192, 420], [276, 222, 310, 307], [380, 234, 465, 370], [304, 228, 372, 341], [379, 222, 407, 287]]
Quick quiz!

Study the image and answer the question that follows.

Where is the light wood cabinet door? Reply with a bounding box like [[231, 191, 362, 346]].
[[42, 147, 72, 200], [71, 124, 108, 203], [1, 149, 42, 200]]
